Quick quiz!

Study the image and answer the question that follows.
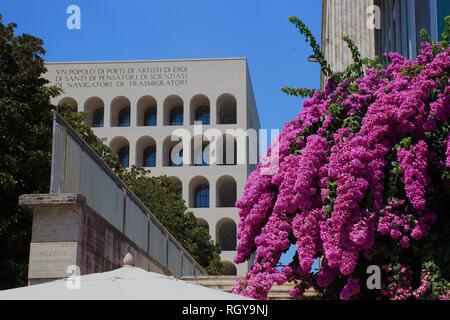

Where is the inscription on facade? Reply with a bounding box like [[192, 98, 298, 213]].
[[53, 65, 188, 89], [28, 242, 77, 278]]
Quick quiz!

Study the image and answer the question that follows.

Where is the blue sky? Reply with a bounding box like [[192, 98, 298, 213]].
[[0, 0, 322, 270], [0, 0, 322, 135]]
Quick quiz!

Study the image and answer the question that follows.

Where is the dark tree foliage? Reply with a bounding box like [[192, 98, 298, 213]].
[[0, 15, 58, 289]]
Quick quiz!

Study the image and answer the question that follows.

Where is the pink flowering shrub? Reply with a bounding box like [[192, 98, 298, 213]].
[[232, 17, 450, 300]]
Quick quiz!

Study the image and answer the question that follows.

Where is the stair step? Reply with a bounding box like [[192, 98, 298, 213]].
[[182, 275, 318, 300]]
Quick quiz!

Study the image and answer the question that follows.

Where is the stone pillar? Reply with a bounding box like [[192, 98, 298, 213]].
[[19, 194, 81, 285], [19, 193, 171, 286]]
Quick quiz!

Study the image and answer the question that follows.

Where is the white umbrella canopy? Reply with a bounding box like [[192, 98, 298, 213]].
[[0, 254, 251, 300]]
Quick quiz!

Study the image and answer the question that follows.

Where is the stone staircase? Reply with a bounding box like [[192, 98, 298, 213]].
[[181, 276, 317, 300]]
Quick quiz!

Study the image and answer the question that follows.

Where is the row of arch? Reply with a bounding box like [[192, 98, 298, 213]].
[[167, 175, 237, 209], [59, 93, 237, 128], [109, 134, 238, 168]]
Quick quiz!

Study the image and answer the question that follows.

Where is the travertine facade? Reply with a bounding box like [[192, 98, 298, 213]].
[[45, 58, 261, 275]]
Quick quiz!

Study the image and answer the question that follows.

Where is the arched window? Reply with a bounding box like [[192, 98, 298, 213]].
[[169, 146, 183, 167], [217, 135, 237, 165], [217, 219, 237, 251], [220, 110, 237, 124], [59, 97, 78, 112], [194, 184, 209, 208], [168, 177, 182, 196], [144, 107, 157, 126], [222, 261, 237, 276], [119, 107, 130, 127], [84, 97, 104, 127], [217, 176, 237, 207], [169, 106, 183, 125], [93, 108, 104, 127], [163, 136, 183, 167], [221, 141, 237, 165], [143, 146, 156, 167], [194, 143, 209, 166], [197, 218, 209, 231], [118, 146, 129, 167], [137, 96, 157, 126], [195, 105, 210, 125]]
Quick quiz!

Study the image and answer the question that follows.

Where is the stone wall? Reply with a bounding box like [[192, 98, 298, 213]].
[[20, 193, 171, 285]]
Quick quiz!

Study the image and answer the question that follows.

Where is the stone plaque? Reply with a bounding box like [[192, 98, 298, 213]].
[[51, 65, 189, 90], [28, 242, 77, 279]]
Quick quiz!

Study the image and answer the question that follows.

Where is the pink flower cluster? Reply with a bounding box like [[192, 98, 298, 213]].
[[446, 134, 450, 168], [382, 266, 448, 300], [413, 270, 431, 299], [397, 141, 429, 210], [232, 43, 450, 300], [381, 264, 414, 300], [376, 199, 436, 248], [340, 278, 360, 300]]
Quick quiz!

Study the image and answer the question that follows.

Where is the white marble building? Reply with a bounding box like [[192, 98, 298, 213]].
[[45, 57, 261, 275]]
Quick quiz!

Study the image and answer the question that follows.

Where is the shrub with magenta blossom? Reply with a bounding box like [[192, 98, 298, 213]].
[[232, 16, 450, 300]]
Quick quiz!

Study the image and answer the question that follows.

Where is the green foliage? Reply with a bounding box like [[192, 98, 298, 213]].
[[284, 16, 450, 102], [420, 29, 432, 43], [288, 16, 332, 77], [0, 15, 224, 289], [283, 16, 383, 100], [324, 180, 337, 219], [58, 108, 126, 174], [0, 14, 58, 289], [441, 16, 450, 47], [342, 115, 362, 133], [280, 15, 450, 300], [281, 87, 317, 98], [341, 36, 364, 79], [401, 64, 425, 77], [362, 56, 383, 70], [418, 16, 450, 50]]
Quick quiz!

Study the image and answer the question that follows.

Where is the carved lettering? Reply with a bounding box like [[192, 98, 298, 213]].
[[52, 65, 189, 89]]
